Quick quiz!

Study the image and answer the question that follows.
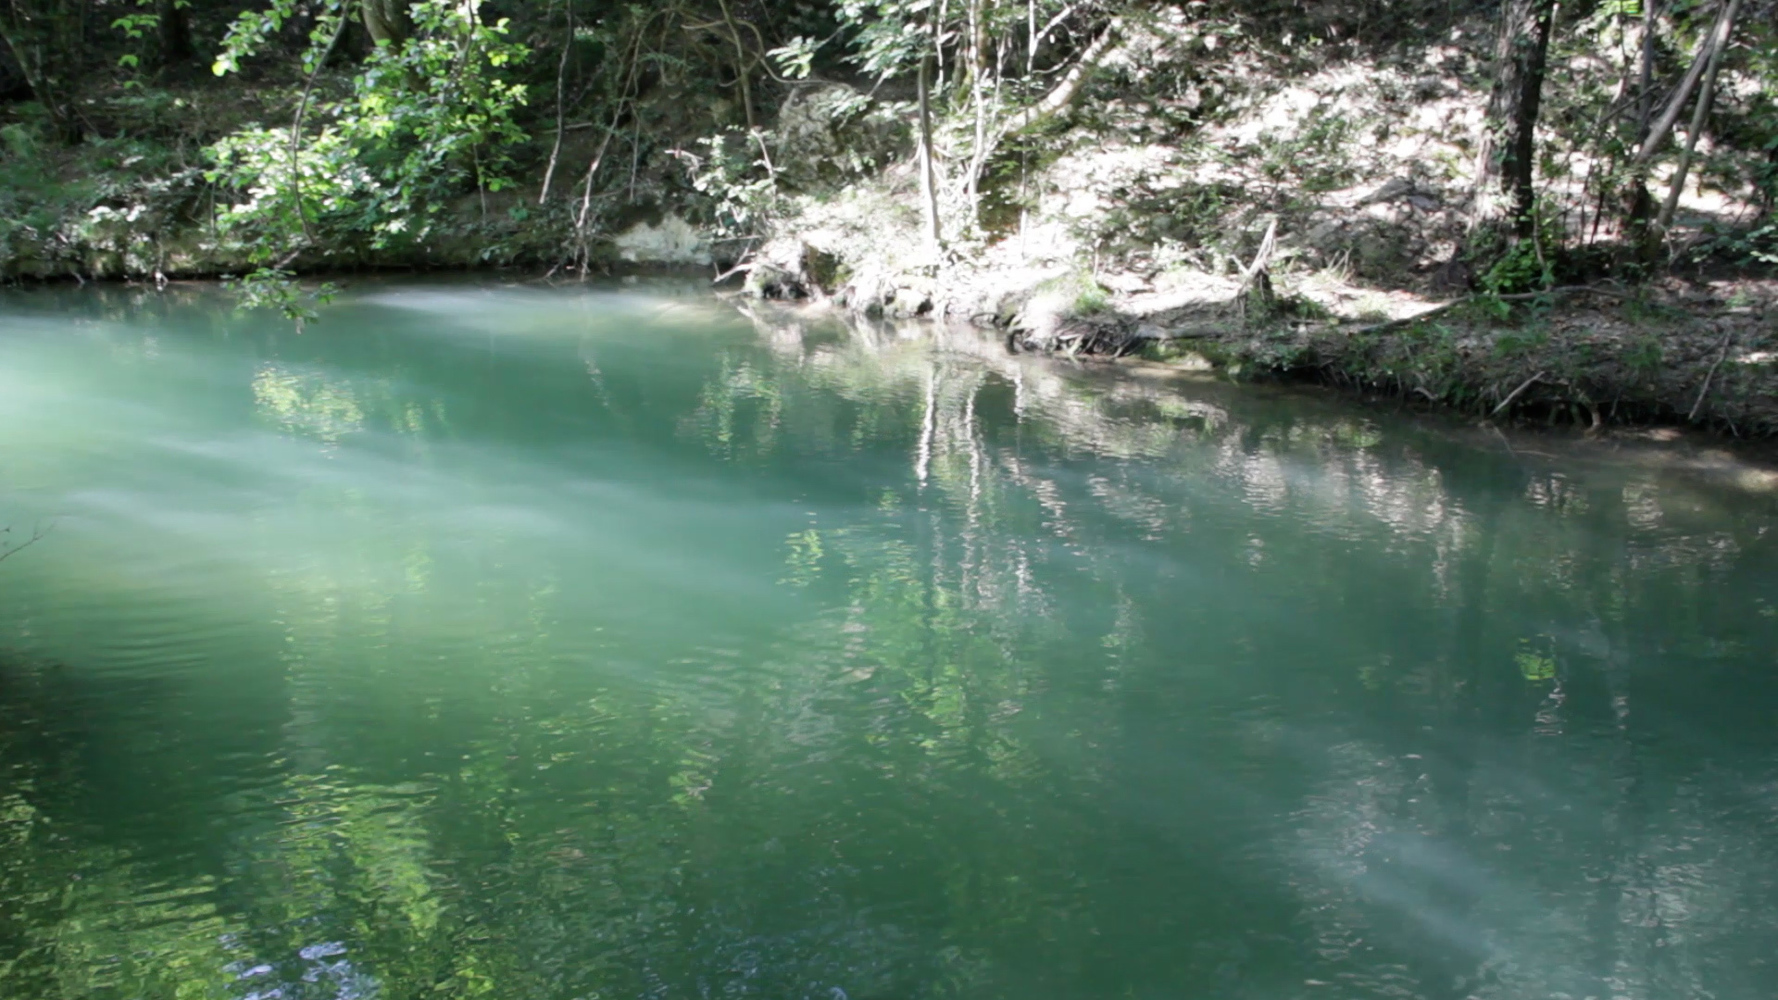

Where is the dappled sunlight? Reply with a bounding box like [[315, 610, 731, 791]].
[[253, 365, 367, 445]]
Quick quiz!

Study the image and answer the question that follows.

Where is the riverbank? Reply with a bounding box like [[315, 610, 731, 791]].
[[3, 2, 1774, 437], [1007, 269, 1778, 438], [6, 254, 1774, 439], [728, 238, 1778, 438]]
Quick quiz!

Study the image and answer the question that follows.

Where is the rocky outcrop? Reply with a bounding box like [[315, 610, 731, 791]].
[[613, 214, 712, 267]]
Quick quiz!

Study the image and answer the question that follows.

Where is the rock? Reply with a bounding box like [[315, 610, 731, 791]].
[[1011, 272, 1112, 349], [802, 242, 843, 295], [889, 286, 932, 317], [772, 83, 913, 193], [613, 214, 710, 266], [1431, 255, 1474, 292], [1101, 271, 1153, 294], [743, 237, 846, 300], [1358, 177, 1416, 206]]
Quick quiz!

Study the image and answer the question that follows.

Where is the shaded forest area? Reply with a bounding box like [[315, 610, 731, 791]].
[[1, 0, 1776, 430]]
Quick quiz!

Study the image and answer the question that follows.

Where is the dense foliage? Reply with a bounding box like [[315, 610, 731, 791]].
[[0, 0, 1775, 284]]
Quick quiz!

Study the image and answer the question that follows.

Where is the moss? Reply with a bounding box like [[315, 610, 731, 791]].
[[1029, 270, 1112, 317]]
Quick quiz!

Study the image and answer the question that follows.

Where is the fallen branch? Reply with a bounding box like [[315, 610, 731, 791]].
[[1493, 371, 1547, 417], [1689, 329, 1734, 422], [712, 259, 753, 284], [0, 522, 51, 564], [1656, 0, 1743, 233], [1350, 300, 1465, 335]]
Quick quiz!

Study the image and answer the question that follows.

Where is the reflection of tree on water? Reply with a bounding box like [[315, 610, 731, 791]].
[[716, 304, 1778, 998], [0, 291, 1776, 999]]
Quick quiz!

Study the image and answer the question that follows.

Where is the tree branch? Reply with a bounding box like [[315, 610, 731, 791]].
[[1655, 0, 1742, 233], [0, 521, 50, 564], [1006, 15, 1122, 132], [1631, 0, 1733, 171], [287, 1, 351, 248]]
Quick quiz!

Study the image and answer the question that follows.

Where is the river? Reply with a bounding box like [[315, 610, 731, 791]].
[[1, 281, 1776, 1000]]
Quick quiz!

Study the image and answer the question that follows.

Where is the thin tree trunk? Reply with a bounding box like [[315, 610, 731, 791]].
[[287, 6, 351, 247], [1472, 0, 1558, 242], [1622, 0, 1660, 242], [917, 49, 943, 259], [1629, 2, 1731, 173], [157, 0, 193, 67], [1654, 0, 1742, 235], [1005, 16, 1121, 132], [965, 0, 989, 222], [0, 3, 71, 138], [361, 0, 409, 49], [1636, 0, 1658, 134], [713, 0, 756, 131], [575, 24, 646, 273], [935, 0, 951, 91], [1623, 0, 1733, 252], [539, 2, 574, 204]]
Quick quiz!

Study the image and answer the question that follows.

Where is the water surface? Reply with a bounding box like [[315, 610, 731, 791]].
[[2, 282, 1776, 1000]]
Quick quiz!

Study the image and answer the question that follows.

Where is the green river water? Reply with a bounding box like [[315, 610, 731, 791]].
[[1, 282, 1776, 1000]]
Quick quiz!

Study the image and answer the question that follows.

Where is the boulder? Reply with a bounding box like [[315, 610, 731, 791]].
[[613, 214, 711, 266], [772, 83, 913, 193], [743, 237, 845, 301]]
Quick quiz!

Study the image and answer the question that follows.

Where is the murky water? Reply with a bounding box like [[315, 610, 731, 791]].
[[1, 281, 1776, 1000]]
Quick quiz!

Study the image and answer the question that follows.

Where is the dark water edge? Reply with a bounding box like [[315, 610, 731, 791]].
[[5, 269, 1777, 443]]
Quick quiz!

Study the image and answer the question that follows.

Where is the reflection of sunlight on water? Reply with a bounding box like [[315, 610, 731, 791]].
[[741, 303, 1488, 554], [1624, 480, 1665, 531], [3, 286, 1778, 1000], [358, 286, 738, 338], [252, 366, 366, 445]]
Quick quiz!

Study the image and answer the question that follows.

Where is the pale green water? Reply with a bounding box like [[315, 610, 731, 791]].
[[1, 282, 1777, 1000]]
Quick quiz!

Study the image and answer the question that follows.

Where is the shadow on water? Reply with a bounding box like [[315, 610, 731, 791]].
[[0, 281, 1775, 999]]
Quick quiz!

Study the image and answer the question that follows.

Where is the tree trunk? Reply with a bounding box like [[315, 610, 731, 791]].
[[1622, 0, 1660, 246], [539, 3, 574, 204], [1623, 0, 1737, 255], [361, 0, 410, 49], [157, 0, 193, 67], [917, 50, 943, 259], [0, 6, 73, 140], [965, 0, 989, 223], [1654, 0, 1743, 238], [713, 0, 756, 131], [1472, 0, 1558, 243]]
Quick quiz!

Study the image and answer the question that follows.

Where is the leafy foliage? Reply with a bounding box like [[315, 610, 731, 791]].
[[678, 130, 779, 237], [206, 0, 530, 262], [223, 266, 340, 328]]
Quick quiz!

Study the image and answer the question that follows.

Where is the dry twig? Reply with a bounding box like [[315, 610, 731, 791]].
[[1493, 371, 1547, 417], [0, 522, 50, 564], [1689, 330, 1734, 422]]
